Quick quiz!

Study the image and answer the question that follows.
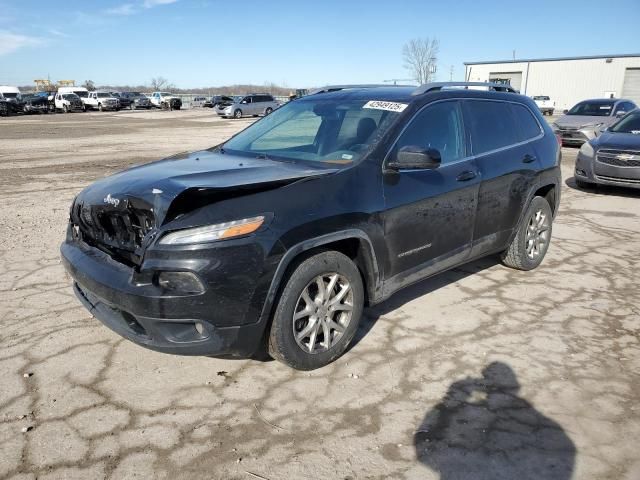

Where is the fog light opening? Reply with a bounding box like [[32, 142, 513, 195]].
[[155, 271, 205, 294]]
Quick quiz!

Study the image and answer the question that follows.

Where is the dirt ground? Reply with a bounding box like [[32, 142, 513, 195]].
[[1, 109, 639, 480]]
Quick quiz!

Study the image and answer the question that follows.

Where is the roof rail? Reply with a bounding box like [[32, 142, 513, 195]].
[[412, 82, 517, 96], [307, 84, 411, 96]]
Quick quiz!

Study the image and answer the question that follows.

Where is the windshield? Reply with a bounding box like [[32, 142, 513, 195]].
[[97, 93, 112, 98], [610, 111, 640, 134], [73, 90, 88, 98], [222, 98, 403, 165], [63, 94, 79, 100], [533, 96, 550, 101], [567, 101, 614, 116], [160, 92, 172, 96], [2, 92, 19, 99]]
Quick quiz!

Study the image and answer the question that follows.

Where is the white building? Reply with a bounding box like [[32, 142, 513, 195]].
[[464, 54, 640, 111]]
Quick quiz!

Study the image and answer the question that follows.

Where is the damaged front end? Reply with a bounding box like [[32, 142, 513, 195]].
[[61, 148, 337, 357]]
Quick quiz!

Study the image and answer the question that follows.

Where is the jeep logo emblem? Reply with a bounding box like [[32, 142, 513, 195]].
[[103, 194, 120, 207]]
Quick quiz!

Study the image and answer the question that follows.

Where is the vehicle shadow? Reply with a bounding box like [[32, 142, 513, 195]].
[[565, 176, 640, 198], [351, 256, 499, 350], [414, 361, 576, 480]]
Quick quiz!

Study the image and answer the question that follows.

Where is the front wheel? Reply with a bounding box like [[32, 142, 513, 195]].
[[265, 107, 273, 115], [98, 103, 103, 112], [234, 109, 242, 119], [63, 104, 69, 113], [268, 251, 364, 370], [501, 196, 553, 271]]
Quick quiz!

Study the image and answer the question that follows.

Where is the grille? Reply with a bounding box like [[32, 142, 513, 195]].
[[595, 174, 640, 184], [75, 202, 155, 265], [596, 149, 640, 167]]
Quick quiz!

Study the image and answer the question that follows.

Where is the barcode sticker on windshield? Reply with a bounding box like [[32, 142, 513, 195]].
[[363, 101, 408, 112]]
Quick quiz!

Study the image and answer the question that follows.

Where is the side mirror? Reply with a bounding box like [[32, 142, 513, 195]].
[[563, 109, 569, 114], [241, 100, 247, 104], [615, 111, 626, 118], [388, 146, 441, 170]]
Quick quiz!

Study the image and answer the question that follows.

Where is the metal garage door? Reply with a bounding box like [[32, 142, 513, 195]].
[[489, 72, 523, 92], [622, 68, 640, 104]]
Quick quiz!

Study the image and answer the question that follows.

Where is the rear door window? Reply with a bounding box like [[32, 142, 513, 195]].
[[510, 103, 542, 141], [464, 100, 520, 155]]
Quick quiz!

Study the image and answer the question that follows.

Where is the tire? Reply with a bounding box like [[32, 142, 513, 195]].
[[265, 107, 273, 115], [575, 178, 595, 189], [268, 250, 364, 370], [98, 103, 103, 112], [501, 196, 553, 271], [234, 109, 242, 119], [63, 104, 69, 113], [130, 104, 135, 110]]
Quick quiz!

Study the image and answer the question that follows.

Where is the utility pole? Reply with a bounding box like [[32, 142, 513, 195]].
[[449, 65, 454, 81], [512, 50, 516, 61]]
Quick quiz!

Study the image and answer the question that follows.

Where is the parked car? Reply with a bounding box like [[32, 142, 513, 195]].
[[552, 98, 637, 146], [210, 95, 234, 108], [150, 92, 182, 110], [532, 95, 555, 116], [574, 109, 640, 190], [121, 92, 152, 109], [22, 93, 51, 114], [54, 92, 85, 113], [215, 93, 279, 118], [191, 96, 209, 108], [0, 86, 24, 115], [110, 92, 132, 109], [57, 87, 90, 111], [85, 91, 120, 111], [61, 82, 561, 370]]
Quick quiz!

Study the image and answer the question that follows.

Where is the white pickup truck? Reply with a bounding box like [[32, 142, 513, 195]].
[[84, 91, 120, 111], [150, 92, 182, 110], [532, 96, 555, 116]]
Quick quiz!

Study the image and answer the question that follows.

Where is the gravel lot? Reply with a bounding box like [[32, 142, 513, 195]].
[[1, 109, 639, 480]]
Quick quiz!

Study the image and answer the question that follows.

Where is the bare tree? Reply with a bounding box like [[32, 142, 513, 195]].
[[82, 80, 96, 91], [402, 38, 439, 85], [150, 76, 174, 91]]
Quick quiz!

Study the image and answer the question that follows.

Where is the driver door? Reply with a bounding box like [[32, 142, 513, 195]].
[[382, 100, 480, 289]]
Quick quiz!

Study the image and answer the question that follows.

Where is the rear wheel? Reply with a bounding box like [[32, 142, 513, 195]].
[[268, 251, 364, 370], [234, 109, 242, 119], [502, 196, 553, 271]]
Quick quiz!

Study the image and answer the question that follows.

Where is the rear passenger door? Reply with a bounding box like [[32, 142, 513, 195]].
[[382, 100, 480, 286], [462, 99, 543, 256]]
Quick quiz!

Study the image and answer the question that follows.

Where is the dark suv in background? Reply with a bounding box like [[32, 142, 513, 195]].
[[62, 82, 561, 370]]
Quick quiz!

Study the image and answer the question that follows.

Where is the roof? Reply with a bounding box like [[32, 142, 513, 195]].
[[464, 53, 640, 66], [300, 86, 416, 102]]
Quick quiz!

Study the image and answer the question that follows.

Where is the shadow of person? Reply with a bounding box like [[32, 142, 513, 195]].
[[414, 362, 576, 480]]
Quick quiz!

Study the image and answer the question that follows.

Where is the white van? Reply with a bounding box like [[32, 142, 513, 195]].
[[57, 86, 90, 110]]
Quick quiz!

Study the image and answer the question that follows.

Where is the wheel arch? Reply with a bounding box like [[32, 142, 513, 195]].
[[258, 230, 381, 328]]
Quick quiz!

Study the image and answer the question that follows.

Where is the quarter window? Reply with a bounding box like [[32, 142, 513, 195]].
[[465, 100, 520, 154], [392, 101, 465, 164], [510, 103, 542, 141]]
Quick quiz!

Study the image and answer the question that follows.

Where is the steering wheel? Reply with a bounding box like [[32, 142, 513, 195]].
[[347, 143, 368, 152]]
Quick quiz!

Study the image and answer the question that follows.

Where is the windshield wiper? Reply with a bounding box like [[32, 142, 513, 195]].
[[255, 153, 270, 160]]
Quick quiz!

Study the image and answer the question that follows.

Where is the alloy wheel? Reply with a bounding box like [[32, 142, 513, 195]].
[[525, 209, 550, 259], [292, 273, 353, 354]]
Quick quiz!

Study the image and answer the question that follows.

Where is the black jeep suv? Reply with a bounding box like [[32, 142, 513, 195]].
[[61, 82, 561, 370]]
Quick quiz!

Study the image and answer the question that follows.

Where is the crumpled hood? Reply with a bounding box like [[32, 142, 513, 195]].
[[595, 131, 640, 150], [74, 149, 338, 225], [555, 115, 615, 129]]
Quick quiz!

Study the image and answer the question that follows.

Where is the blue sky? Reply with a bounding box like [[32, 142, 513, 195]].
[[1, 0, 639, 89]]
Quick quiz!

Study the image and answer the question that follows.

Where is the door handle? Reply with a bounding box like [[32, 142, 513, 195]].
[[456, 171, 477, 182], [522, 154, 537, 164]]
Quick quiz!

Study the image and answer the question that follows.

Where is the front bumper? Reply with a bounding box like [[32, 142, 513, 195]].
[[60, 236, 273, 357], [575, 150, 640, 190]]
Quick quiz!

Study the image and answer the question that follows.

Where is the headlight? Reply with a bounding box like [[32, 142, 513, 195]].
[[551, 122, 559, 131], [579, 141, 594, 158], [159, 216, 265, 245]]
